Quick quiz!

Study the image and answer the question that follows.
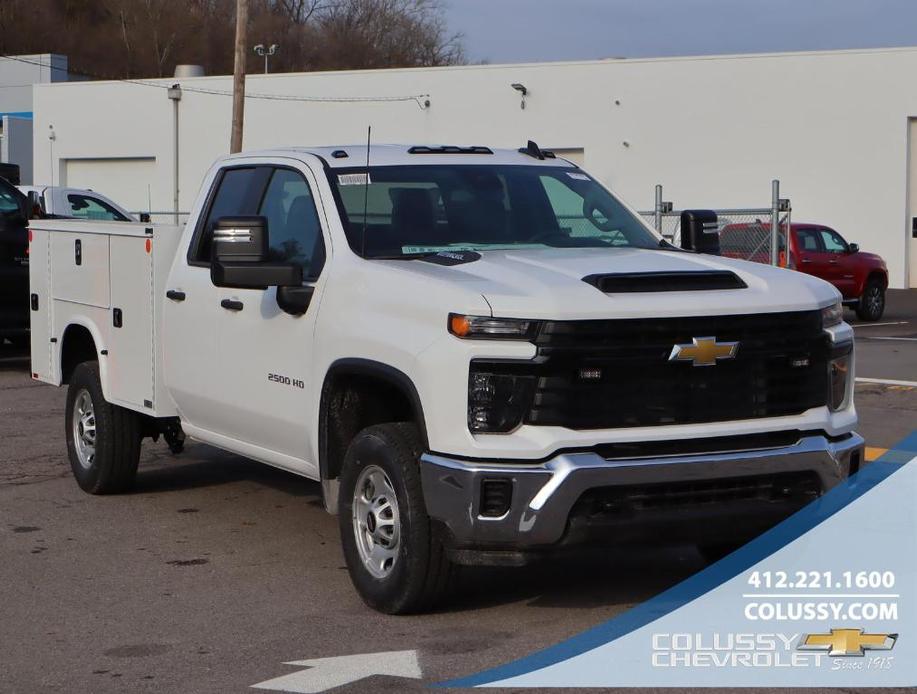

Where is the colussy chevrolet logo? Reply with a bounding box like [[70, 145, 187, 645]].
[[668, 336, 739, 366], [797, 629, 898, 656]]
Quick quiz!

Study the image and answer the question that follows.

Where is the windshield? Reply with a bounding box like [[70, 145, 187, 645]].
[[327, 165, 660, 258]]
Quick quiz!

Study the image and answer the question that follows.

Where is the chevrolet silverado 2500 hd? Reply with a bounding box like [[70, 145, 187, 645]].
[[29, 144, 864, 614]]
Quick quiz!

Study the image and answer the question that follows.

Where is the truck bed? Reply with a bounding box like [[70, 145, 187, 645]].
[[29, 219, 183, 418]]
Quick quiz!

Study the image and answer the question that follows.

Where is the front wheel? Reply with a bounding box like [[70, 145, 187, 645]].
[[65, 361, 142, 494], [338, 422, 453, 614], [856, 279, 885, 321]]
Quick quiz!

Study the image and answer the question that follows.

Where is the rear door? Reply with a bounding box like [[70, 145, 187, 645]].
[[161, 165, 271, 435], [794, 226, 832, 279], [0, 181, 30, 340]]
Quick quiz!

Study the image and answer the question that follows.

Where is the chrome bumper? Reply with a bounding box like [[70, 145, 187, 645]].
[[420, 433, 865, 549]]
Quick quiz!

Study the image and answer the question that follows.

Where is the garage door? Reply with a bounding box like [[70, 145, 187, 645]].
[[63, 157, 156, 215]]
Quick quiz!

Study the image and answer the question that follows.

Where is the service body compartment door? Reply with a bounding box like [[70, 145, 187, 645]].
[[50, 232, 110, 307], [28, 228, 52, 380], [107, 236, 153, 409]]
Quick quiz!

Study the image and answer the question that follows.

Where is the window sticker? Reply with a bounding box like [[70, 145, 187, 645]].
[[338, 172, 371, 186], [567, 172, 591, 181]]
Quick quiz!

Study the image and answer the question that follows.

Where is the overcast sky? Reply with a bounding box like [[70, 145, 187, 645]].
[[444, 0, 917, 63]]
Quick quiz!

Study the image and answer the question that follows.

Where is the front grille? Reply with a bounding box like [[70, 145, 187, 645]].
[[478, 310, 828, 430], [574, 472, 823, 518]]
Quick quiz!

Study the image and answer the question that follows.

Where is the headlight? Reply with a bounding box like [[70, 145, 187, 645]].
[[821, 300, 843, 329], [449, 313, 539, 340], [828, 343, 852, 411], [468, 367, 535, 433]]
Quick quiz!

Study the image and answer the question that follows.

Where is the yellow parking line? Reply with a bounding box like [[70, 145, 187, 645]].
[[865, 447, 888, 462]]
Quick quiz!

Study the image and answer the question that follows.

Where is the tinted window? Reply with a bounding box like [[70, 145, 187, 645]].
[[258, 169, 326, 280], [194, 167, 268, 263], [819, 228, 847, 253], [66, 194, 129, 222], [0, 183, 21, 215], [328, 165, 659, 257]]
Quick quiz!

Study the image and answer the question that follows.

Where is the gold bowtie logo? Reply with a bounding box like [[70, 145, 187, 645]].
[[798, 629, 898, 656], [668, 336, 739, 366]]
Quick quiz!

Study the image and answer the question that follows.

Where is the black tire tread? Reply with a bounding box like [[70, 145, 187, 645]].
[[67, 361, 141, 494], [340, 422, 454, 614]]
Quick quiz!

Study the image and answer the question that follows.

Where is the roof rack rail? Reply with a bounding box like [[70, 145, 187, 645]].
[[518, 140, 556, 160], [407, 145, 494, 155]]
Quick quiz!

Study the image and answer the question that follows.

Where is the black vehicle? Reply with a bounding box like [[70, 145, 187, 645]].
[[0, 176, 31, 347]]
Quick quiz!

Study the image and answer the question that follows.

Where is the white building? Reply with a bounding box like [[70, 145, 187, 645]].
[[0, 54, 70, 184], [31, 47, 917, 287]]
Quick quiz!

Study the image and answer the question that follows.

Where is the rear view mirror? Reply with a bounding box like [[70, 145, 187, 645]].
[[848, 243, 859, 254], [210, 215, 303, 289]]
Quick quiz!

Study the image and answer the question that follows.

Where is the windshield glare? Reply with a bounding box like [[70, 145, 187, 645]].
[[327, 165, 660, 257]]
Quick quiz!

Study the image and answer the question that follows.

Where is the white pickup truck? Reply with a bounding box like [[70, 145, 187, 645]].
[[29, 143, 864, 614]]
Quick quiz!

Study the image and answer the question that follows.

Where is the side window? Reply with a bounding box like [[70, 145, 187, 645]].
[[193, 167, 268, 263], [819, 228, 847, 254], [0, 184, 21, 214], [66, 194, 129, 221], [258, 168, 326, 281], [795, 228, 822, 252]]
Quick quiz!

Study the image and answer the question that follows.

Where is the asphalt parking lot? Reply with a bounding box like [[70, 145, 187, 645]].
[[1, 291, 915, 694]]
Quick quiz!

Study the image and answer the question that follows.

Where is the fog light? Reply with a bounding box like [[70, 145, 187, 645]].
[[828, 344, 852, 411], [480, 478, 513, 517]]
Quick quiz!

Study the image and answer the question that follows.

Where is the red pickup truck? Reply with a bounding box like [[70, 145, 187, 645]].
[[719, 222, 888, 321]]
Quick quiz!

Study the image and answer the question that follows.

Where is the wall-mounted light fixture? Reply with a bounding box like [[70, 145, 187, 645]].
[[511, 83, 528, 110]]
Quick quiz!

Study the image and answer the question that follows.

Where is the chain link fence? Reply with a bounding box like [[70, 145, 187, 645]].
[[638, 182, 792, 266]]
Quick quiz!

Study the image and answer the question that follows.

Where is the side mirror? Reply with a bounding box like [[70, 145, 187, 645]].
[[25, 191, 44, 219], [847, 242, 859, 254], [210, 216, 303, 289], [680, 209, 720, 255], [139, 212, 151, 223]]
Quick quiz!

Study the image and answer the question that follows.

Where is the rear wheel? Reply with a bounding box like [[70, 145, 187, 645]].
[[65, 361, 142, 494], [338, 422, 453, 614], [856, 279, 885, 321]]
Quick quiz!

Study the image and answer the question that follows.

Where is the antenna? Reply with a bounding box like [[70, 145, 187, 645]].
[[361, 125, 371, 258]]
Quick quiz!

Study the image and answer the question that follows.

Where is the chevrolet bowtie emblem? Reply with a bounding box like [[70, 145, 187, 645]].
[[668, 336, 739, 366], [798, 629, 898, 657]]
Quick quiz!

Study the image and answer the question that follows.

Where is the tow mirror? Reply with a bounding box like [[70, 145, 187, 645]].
[[680, 209, 720, 255], [210, 216, 302, 289], [848, 242, 859, 254]]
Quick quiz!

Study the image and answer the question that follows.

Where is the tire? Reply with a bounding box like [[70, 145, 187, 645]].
[[856, 279, 885, 322], [65, 361, 142, 494], [338, 422, 453, 614]]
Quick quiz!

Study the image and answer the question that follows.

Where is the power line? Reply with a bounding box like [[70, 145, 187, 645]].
[[0, 54, 431, 108]]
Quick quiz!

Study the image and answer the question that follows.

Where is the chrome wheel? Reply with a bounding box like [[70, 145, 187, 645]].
[[864, 286, 883, 315], [72, 389, 96, 470], [352, 465, 401, 579]]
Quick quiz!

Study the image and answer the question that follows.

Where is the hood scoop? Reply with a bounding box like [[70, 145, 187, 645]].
[[583, 270, 747, 293]]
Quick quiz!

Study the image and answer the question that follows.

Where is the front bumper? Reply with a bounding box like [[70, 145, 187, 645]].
[[420, 432, 865, 550]]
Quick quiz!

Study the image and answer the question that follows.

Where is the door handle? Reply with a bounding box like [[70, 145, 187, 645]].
[[166, 290, 186, 302], [800, 259, 812, 264], [828, 259, 838, 265], [220, 299, 244, 311]]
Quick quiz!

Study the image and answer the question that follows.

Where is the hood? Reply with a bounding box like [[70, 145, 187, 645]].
[[856, 250, 886, 267], [381, 247, 840, 320]]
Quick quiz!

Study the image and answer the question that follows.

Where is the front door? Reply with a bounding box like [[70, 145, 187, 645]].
[[817, 227, 858, 298], [212, 162, 329, 474]]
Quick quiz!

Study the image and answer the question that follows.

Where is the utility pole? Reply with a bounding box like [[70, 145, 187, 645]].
[[230, 0, 248, 153]]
